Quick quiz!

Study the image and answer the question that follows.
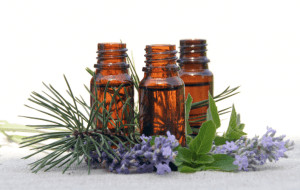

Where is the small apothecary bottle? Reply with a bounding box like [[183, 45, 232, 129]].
[[90, 43, 134, 133], [139, 44, 185, 145], [178, 39, 213, 134]]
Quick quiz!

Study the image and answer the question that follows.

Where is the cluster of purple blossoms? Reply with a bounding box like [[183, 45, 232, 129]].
[[211, 127, 294, 171], [88, 131, 179, 175]]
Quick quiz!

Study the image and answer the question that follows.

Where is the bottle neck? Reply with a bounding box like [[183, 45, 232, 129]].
[[179, 62, 208, 71], [95, 43, 129, 71], [95, 68, 129, 75], [177, 39, 210, 69], [143, 44, 180, 78]]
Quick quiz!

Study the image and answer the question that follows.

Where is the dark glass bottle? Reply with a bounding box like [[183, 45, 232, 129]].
[[178, 39, 213, 134], [90, 43, 134, 134], [139, 44, 185, 145]]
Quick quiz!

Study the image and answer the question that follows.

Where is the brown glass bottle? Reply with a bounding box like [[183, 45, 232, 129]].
[[139, 45, 185, 145], [90, 43, 134, 134], [178, 39, 213, 134]]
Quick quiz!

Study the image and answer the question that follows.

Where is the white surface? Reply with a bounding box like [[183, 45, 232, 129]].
[[0, 138, 299, 190]]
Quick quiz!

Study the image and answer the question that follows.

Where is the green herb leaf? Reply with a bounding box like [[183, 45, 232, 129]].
[[186, 135, 193, 146], [191, 154, 214, 164], [207, 92, 221, 129], [174, 156, 184, 166], [189, 120, 216, 154], [178, 165, 197, 173], [224, 105, 247, 141], [214, 136, 227, 146], [177, 147, 193, 163], [185, 94, 193, 136], [203, 154, 238, 171]]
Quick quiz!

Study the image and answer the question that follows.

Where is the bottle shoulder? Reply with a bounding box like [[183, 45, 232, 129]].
[[91, 73, 133, 85], [139, 76, 184, 89], [179, 69, 213, 76], [179, 69, 213, 83]]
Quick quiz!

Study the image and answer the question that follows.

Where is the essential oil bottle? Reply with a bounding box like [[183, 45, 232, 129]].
[[178, 39, 213, 134], [139, 44, 185, 145], [90, 43, 134, 134]]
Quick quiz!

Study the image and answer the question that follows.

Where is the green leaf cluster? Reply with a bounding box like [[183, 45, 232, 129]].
[[176, 93, 239, 173], [186, 86, 240, 134], [214, 105, 247, 146]]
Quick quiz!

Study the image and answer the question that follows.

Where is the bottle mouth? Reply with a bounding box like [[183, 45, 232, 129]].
[[180, 39, 207, 47], [145, 44, 177, 55], [95, 42, 128, 67], [178, 39, 209, 63], [144, 44, 178, 63], [96, 42, 128, 61], [179, 39, 207, 53], [97, 43, 128, 53]]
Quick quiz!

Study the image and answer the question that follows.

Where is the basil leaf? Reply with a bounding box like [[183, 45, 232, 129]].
[[174, 156, 183, 166], [214, 136, 227, 146], [178, 165, 197, 173], [207, 92, 221, 128], [189, 120, 216, 154], [238, 123, 245, 131], [177, 147, 193, 163], [186, 135, 193, 146], [225, 105, 246, 141], [203, 154, 238, 171], [192, 154, 214, 164], [185, 94, 193, 135]]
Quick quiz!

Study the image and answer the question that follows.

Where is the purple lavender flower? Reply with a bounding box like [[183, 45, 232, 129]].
[[162, 146, 172, 157], [233, 155, 249, 171], [261, 136, 273, 148], [266, 127, 276, 136], [211, 127, 294, 171], [87, 131, 179, 175], [156, 163, 171, 175], [223, 141, 239, 151]]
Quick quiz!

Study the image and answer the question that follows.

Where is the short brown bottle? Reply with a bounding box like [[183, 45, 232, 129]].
[[178, 39, 213, 134], [90, 43, 134, 134], [139, 44, 186, 145]]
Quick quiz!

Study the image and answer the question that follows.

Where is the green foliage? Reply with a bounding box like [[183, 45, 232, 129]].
[[20, 72, 139, 174], [176, 125, 235, 172], [177, 90, 243, 173], [224, 105, 247, 141], [189, 120, 216, 154], [127, 54, 140, 91], [207, 92, 221, 129], [177, 154, 237, 173], [188, 86, 239, 128], [185, 94, 193, 136], [214, 105, 247, 145]]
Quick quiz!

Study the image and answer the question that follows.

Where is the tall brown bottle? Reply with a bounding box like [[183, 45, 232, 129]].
[[178, 39, 213, 134], [139, 45, 186, 145], [90, 43, 134, 134]]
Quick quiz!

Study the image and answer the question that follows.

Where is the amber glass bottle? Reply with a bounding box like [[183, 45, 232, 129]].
[[90, 43, 134, 134], [139, 45, 185, 145], [178, 39, 213, 134]]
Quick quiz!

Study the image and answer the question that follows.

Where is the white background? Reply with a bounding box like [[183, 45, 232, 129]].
[[0, 0, 299, 138]]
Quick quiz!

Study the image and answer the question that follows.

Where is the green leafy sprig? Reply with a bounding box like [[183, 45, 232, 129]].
[[175, 92, 246, 173]]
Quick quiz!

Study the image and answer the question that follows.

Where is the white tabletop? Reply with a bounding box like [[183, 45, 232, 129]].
[[0, 136, 299, 190]]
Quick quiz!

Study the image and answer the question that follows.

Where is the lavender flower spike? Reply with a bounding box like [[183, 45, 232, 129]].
[[211, 127, 294, 171], [86, 131, 179, 175]]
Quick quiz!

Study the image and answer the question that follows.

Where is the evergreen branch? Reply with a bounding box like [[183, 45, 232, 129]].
[[21, 75, 139, 173]]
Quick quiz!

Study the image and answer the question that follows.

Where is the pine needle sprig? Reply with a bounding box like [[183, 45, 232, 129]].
[[20, 73, 139, 174]]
